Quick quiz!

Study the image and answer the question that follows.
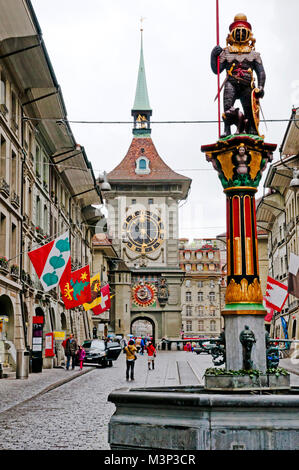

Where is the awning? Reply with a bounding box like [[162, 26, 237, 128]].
[[280, 108, 299, 156], [53, 147, 102, 206], [0, 0, 101, 206], [256, 192, 285, 230]]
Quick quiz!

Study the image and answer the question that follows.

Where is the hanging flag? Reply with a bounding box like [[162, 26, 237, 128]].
[[263, 296, 274, 323], [288, 252, 299, 299], [83, 273, 101, 311], [28, 231, 70, 292], [280, 316, 290, 350], [59, 261, 92, 309], [265, 276, 289, 312], [281, 316, 289, 338], [92, 284, 111, 315]]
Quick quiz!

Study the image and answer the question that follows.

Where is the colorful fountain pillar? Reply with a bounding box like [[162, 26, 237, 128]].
[[201, 13, 277, 372], [202, 136, 276, 371]]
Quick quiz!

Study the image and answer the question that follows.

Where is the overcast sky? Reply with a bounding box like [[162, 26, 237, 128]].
[[31, 0, 299, 240]]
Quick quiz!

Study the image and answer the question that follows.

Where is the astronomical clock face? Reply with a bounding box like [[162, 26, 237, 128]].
[[132, 283, 156, 307], [123, 210, 164, 254]]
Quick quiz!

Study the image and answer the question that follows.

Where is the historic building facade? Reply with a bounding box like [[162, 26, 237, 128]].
[[179, 238, 224, 338], [105, 31, 191, 342], [256, 107, 299, 352], [0, 1, 103, 372]]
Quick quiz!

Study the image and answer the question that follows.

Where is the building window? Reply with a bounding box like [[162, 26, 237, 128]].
[[185, 264, 191, 272], [184, 251, 191, 260], [135, 156, 150, 175], [185, 280, 191, 287], [198, 306, 204, 317], [186, 306, 192, 316], [210, 320, 216, 331], [208, 251, 214, 259], [131, 199, 136, 205], [148, 198, 153, 205], [210, 280, 215, 288], [186, 291, 192, 302], [209, 292, 216, 302], [197, 280, 203, 288], [0, 74, 6, 106], [198, 291, 204, 302], [139, 158, 147, 170], [196, 251, 202, 260], [198, 320, 204, 331], [186, 320, 192, 332], [198, 264, 203, 271]]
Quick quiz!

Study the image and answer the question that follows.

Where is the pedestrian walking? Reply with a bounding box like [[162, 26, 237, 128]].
[[140, 337, 145, 355], [64, 333, 78, 370], [76, 344, 86, 370], [124, 339, 137, 381], [146, 340, 156, 370]]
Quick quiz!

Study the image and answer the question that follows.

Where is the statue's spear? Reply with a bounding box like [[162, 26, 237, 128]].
[[216, 0, 221, 137]]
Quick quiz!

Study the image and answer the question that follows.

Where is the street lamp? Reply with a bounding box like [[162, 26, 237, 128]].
[[98, 171, 111, 192]]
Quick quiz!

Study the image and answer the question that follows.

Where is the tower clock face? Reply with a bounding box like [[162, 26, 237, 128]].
[[123, 210, 164, 254]]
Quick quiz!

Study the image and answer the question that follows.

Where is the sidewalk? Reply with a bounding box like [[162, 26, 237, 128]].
[[0, 366, 93, 414]]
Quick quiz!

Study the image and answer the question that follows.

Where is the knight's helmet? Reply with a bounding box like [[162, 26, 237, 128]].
[[227, 13, 255, 50], [230, 13, 252, 42]]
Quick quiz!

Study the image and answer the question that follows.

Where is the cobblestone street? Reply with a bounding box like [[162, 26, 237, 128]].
[[0, 350, 299, 450]]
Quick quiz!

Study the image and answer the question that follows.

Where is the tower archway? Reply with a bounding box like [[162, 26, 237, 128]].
[[131, 316, 156, 343]]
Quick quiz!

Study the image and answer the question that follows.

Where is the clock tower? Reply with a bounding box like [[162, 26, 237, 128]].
[[105, 29, 191, 342]]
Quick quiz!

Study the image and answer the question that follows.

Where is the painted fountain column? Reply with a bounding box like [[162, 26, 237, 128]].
[[202, 137, 276, 371]]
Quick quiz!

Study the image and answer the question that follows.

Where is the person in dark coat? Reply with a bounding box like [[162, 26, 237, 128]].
[[65, 334, 78, 370]]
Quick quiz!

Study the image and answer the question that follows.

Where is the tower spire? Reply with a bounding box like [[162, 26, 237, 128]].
[[132, 22, 152, 136]]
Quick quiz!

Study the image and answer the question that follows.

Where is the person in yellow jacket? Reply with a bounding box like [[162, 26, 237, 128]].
[[124, 340, 137, 381]]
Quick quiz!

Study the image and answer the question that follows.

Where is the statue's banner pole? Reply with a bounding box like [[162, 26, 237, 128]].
[[216, 0, 221, 138]]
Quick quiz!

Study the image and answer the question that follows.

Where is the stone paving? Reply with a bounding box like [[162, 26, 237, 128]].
[[0, 350, 298, 450]]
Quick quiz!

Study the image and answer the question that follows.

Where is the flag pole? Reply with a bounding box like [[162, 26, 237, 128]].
[[216, 0, 221, 138]]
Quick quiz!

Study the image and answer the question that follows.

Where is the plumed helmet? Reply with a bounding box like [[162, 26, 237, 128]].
[[229, 13, 252, 43]]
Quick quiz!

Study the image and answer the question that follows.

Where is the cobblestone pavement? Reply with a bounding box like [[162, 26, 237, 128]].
[[0, 350, 299, 450]]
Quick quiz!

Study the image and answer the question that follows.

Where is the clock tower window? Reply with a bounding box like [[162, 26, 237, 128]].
[[135, 156, 150, 175]]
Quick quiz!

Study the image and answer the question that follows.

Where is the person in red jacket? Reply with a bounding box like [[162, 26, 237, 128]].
[[146, 341, 156, 370]]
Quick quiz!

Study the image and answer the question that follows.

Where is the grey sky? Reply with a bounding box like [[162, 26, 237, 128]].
[[31, 0, 299, 240]]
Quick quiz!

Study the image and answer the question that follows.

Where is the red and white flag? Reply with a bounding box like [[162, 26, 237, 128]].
[[265, 276, 289, 313], [263, 296, 274, 323], [28, 232, 70, 292], [92, 284, 111, 315]]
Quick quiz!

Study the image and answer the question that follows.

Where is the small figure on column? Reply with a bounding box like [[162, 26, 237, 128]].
[[239, 325, 256, 370]]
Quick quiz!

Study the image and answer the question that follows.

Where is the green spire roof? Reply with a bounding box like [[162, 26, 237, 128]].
[[132, 30, 152, 111]]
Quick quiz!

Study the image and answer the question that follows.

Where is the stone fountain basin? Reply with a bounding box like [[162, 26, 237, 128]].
[[204, 372, 290, 392], [108, 385, 299, 450]]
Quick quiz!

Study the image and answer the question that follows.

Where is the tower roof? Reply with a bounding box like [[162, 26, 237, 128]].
[[107, 137, 191, 198], [132, 30, 152, 112]]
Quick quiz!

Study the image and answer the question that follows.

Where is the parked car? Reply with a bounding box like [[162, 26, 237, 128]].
[[193, 341, 215, 355], [80, 339, 122, 367]]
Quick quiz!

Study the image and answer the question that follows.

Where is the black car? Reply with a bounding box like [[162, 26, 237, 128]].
[[193, 341, 214, 355], [81, 339, 122, 367]]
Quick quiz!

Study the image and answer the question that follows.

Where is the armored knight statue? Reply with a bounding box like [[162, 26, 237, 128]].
[[211, 13, 266, 137]]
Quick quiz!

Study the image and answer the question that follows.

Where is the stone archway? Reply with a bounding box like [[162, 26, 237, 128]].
[[131, 316, 156, 343], [0, 294, 14, 341]]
